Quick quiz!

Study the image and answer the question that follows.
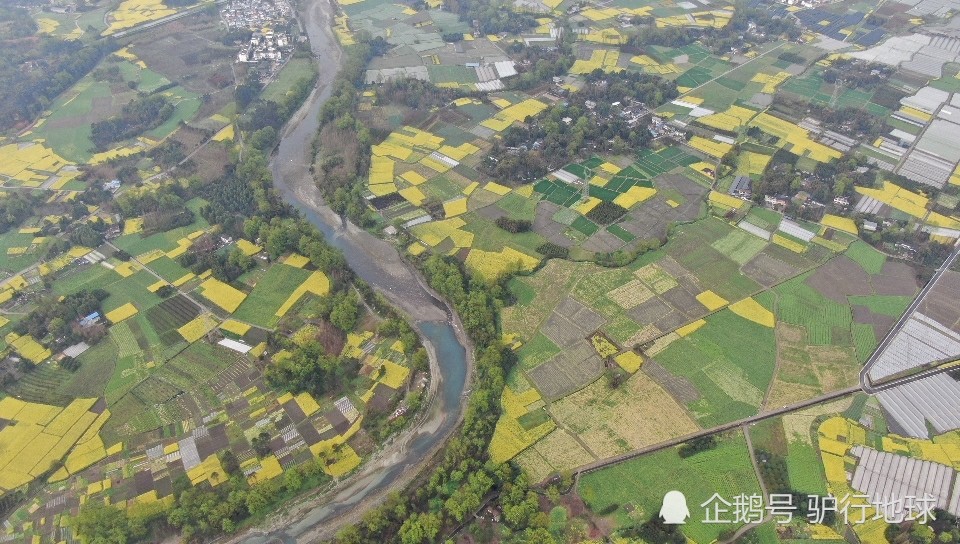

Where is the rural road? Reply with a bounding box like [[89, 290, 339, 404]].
[[571, 354, 960, 479]]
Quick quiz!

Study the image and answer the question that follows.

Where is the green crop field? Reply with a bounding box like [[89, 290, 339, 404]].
[[101, 270, 164, 313], [261, 58, 317, 103], [710, 228, 767, 265], [462, 214, 545, 255], [786, 438, 828, 495], [146, 256, 192, 283], [843, 241, 886, 275], [579, 431, 761, 544], [774, 273, 852, 346], [675, 244, 761, 301], [110, 320, 141, 359], [516, 332, 561, 371], [847, 295, 912, 317], [655, 310, 776, 426], [231, 263, 312, 327], [852, 323, 877, 363], [105, 354, 146, 404]]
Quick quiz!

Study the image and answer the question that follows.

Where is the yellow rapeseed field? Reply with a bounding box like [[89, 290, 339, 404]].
[[275, 271, 331, 317], [220, 319, 251, 336], [105, 302, 139, 323], [411, 217, 474, 248], [696, 290, 728, 311], [728, 297, 775, 327], [466, 247, 539, 281], [235, 239, 262, 256], [443, 197, 468, 217], [676, 319, 707, 337], [324, 445, 362, 477], [613, 186, 656, 208], [6, 333, 51, 364], [772, 233, 806, 253], [104, 0, 178, 35], [294, 392, 321, 416], [282, 253, 310, 268], [614, 351, 644, 373], [855, 180, 931, 220], [708, 190, 744, 209], [688, 136, 733, 159], [820, 214, 858, 235], [198, 278, 247, 313], [177, 313, 218, 342]]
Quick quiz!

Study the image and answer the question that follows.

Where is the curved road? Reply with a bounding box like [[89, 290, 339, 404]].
[[229, 0, 473, 542]]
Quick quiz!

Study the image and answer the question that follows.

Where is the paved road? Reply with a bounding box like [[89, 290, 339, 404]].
[[108, 0, 229, 39], [571, 357, 960, 478], [859, 242, 960, 391]]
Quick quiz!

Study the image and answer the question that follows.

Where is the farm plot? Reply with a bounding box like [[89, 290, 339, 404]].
[[652, 310, 777, 427], [231, 264, 313, 327], [143, 295, 201, 353], [548, 371, 699, 460], [100, 270, 164, 315], [578, 430, 761, 544], [515, 429, 596, 483], [527, 341, 604, 401]]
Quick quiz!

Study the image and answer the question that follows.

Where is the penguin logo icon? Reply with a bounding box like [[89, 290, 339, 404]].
[[660, 490, 690, 524]]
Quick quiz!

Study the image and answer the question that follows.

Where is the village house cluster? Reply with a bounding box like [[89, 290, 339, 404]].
[[236, 30, 293, 62], [221, 0, 292, 30]]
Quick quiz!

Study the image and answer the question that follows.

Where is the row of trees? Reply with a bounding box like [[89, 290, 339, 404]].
[[90, 94, 174, 151], [74, 450, 335, 543]]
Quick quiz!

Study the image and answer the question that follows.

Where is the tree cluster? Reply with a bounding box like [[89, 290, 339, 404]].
[[0, 38, 117, 130], [448, 0, 537, 34], [90, 95, 174, 150], [0, 192, 39, 234], [488, 71, 676, 182], [13, 289, 108, 355]]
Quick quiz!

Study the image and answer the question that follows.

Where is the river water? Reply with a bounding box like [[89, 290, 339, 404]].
[[236, 0, 471, 541]]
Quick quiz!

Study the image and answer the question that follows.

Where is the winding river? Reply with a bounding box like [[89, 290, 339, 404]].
[[234, 0, 472, 541]]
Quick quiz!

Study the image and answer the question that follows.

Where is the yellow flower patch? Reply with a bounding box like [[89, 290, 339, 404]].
[[295, 392, 321, 416], [113, 261, 139, 278], [324, 445, 362, 477], [5, 332, 52, 365], [147, 280, 168, 293], [275, 271, 331, 317], [123, 217, 143, 235], [220, 319, 251, 336], [696, 290, 728, 311], [465, 247, 539, 281], [572, 196, 602, 215], [728, 298, 775, 327], [614, 351, 643, 373], [105, 303, 138, 323], [613, 186, 656, 208], [821, 214, 858, 235], [772, 233, 806, 253], [443, 197, 468, 217], [198, 278, 247, 313], [282, 253, 310, 268], [676, 319, 707, 337], [708, 190, 744, 210], [235, 239, 262, 256], [177, 313, 218, 343]]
